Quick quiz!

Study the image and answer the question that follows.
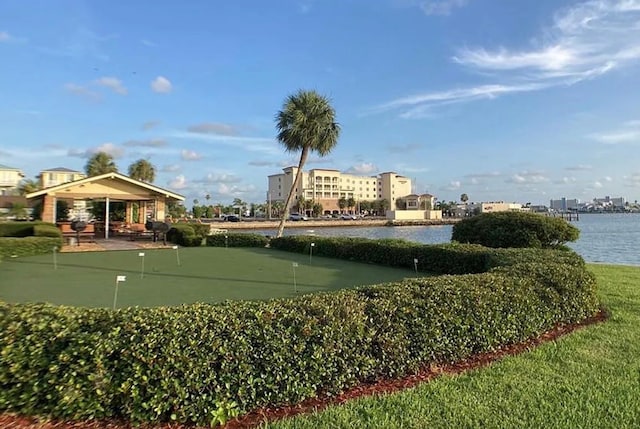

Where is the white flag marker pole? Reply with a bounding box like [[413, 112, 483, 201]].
[[113, 275, 126, 310], [292, 262, 299, 293], [139, 252, 145, 278], [310, 242, 315, 263], [172, 245, 180, 266], [414, 258, 419, 274], [52, 246, 58, 270]]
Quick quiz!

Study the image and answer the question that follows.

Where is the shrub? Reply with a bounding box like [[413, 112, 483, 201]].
[[166, 224, 201, 247], [33, 224, 62, 239], [206, 233, 268, 247], [451, 212, 580, 248], [0, 222, 36, 237], [0, 237, 63, 258], [0, 260, 598, 426], [189, 223, 211, 240]]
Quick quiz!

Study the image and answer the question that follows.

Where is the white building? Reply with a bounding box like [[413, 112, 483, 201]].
[[267, 167, 412, 214], [468, 201, 524, 213], [550, 198, 580, 212], [0, 164, 25, 196]]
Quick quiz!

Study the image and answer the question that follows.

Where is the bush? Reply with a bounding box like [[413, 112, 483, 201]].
[[451, 212, 580, 248], [0, 260, 598, 426], [0, 222, 36, 237], [33, 224, 63, 239], [166, 224, 201, 247], [0, 237, 63, 258], [206, 233, 268, 247]]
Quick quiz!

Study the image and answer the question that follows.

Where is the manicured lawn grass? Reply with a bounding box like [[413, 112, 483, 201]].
[[0, 247, 417, 308], [263, 264, 640, 429]]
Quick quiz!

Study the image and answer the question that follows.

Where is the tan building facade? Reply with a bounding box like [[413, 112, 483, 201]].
[[468, 201, 523, 213], [0, 164, 25, 196], [39, 167, 86, 189], [268, 167, 412, 213]]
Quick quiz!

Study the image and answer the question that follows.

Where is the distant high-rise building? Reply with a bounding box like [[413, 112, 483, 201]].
[[550, 197, 579, 211]]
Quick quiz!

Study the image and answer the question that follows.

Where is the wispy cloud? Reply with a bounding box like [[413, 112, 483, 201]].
[[169, 175, 188, 190], [386, 143, 424, 152], [94, 77, 127, 95], [0, 30, 27, 44], [344, 162, 378, 175], [187, 122, 238, 136], [141, 39, 157, 47], [420, 0, 468, 16], [64, 83, 101, 102], [565, 164, 593, 171], [181, 149, 203, 161], [151, 76, 172, 93], [173, 131, 279, 155], [142, 121, 160, 131], [161, 164, 181, 173], [374, 0, 640, 118], [68, 142, 124, 159], [590, 119, 640, 144], [122, 139, 167, 148], [195, 173, 243, 184], [506, 170, 550, 184]]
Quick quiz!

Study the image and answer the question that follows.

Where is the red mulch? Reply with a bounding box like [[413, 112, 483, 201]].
[[0, 310, 607, 429]]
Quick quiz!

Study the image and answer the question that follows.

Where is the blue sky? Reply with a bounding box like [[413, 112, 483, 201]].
[[1, 0, 639, 206]]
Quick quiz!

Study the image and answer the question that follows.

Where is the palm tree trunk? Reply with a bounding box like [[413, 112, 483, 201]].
[[276, 147, 309, 238]]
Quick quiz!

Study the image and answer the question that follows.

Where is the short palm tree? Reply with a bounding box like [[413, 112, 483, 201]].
[[128, 159, 156, 183], [85, 152, 118, 176], [275, 90, 340, 237]]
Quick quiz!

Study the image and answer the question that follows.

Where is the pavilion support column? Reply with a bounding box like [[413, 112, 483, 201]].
[[156, 198, 166, 221], [105, 197, 110, 239], [42, 195, 56, 224], [125, 202, 133, 224]]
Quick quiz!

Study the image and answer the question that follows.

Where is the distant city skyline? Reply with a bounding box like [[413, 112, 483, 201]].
[[1, 0, 639, 205]]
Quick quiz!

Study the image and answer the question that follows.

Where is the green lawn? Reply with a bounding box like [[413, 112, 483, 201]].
[[263, 264, 640, 429], [0, 247, 417, 308]]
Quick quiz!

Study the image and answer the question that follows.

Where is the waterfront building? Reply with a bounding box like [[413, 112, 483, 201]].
[[0, 164, 25, 196], [267, 167, 412, 214], [550, 198, 580, 212], [468, 201, 524, 213], [39, 167, 86, 189], [593, 196, 625, 208]]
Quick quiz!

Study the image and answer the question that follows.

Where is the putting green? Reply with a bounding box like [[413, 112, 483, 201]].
[[0, 247, 417, 308]]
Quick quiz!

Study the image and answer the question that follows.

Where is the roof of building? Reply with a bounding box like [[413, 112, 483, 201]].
[[0, 164, 23, 171], [41, 167, 84, 173], [26, 171, 185, 201]]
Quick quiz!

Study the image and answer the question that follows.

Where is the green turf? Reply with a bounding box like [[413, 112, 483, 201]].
[[262, 264, 640, 429], [0, 247, 418, 308]]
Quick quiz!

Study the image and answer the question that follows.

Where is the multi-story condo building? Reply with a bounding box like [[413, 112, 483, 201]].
[[593, 196, 625, 208], [0, 164, 25, 196], [550, 198, 580, 212], [467, 201, 524, 213], [267, 167, 412, 213], [39, 167, 86, 189]]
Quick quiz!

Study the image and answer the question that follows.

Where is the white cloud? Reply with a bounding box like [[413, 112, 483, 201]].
[[122, 139, 166, 148], [94, 77, 127, 95], [420, 0, 468, 16], [216, 183, 257, 197], [0, 31, 10, 42], [142, 121, 160, 131], [169, 175, 187, 190], [181, 149, 203, 161], [374, 0, 640, 117], [345, 162, 378, 175], [64, 83, 101, 101], [151, 76, 172, 93], [565, 164, 593, 171], [187, 122, 238, 136], [68, 142, 124, 159], [196, 173, 242, 184], [161, 164, 181, 173], [604, 176, 613, 182], [507, 171, 549, 184], [594, 181, 603, 189], [443, 180, 461, 190], [590, 119, 640, 144]]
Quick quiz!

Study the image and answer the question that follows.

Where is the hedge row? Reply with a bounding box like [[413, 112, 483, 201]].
[[0, 222, 40, 237], [269, 235, 584, 274], [33, 224, 63, 239], [0, 237, 63, 258], [0, 258, 598, 425], [205, 233, 269, 247]]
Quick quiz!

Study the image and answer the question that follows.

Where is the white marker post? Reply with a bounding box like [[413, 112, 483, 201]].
[[292, 262, 299, 293], [138, 252, 145, 278], [414, 258, 419, 274], [225, 235, 228, 248], [310, 242, 315, 263], [52, 246, 58, 270], [113, 275, 126, 310], [172, 245, 181, 266]]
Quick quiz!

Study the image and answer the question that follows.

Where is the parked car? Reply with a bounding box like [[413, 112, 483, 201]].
[[289, 213, 308, 221], [340, 214, 357, 220], [225, 215, 240, 222]]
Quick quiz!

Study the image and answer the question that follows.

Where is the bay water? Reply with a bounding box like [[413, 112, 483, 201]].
[[240, 213, 639, 266]]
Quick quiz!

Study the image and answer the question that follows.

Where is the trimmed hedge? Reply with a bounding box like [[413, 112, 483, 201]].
[[206, 233, 269, 247], [33, 224, 63, 238], [269, 235, 584, 275], [0, 233, 599, 426], [451, 211, 580, 248], [0, 237, 63, 258], [0, 222, 37, 237], [166, 224, 201, 247]]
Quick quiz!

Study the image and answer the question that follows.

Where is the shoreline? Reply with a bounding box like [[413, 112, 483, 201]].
[[196, 218, 461, 230]]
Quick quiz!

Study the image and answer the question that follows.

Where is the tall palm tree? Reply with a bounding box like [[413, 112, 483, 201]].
[[85, 152, 118, 176], [275, 90, 340, 238], [128, 159, 156, 183]]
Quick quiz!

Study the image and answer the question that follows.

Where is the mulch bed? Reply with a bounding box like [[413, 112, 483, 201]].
[[0, 310, 607, 429]]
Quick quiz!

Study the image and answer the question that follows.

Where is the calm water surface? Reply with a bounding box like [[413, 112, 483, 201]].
[[240, 213, 639, 266]]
